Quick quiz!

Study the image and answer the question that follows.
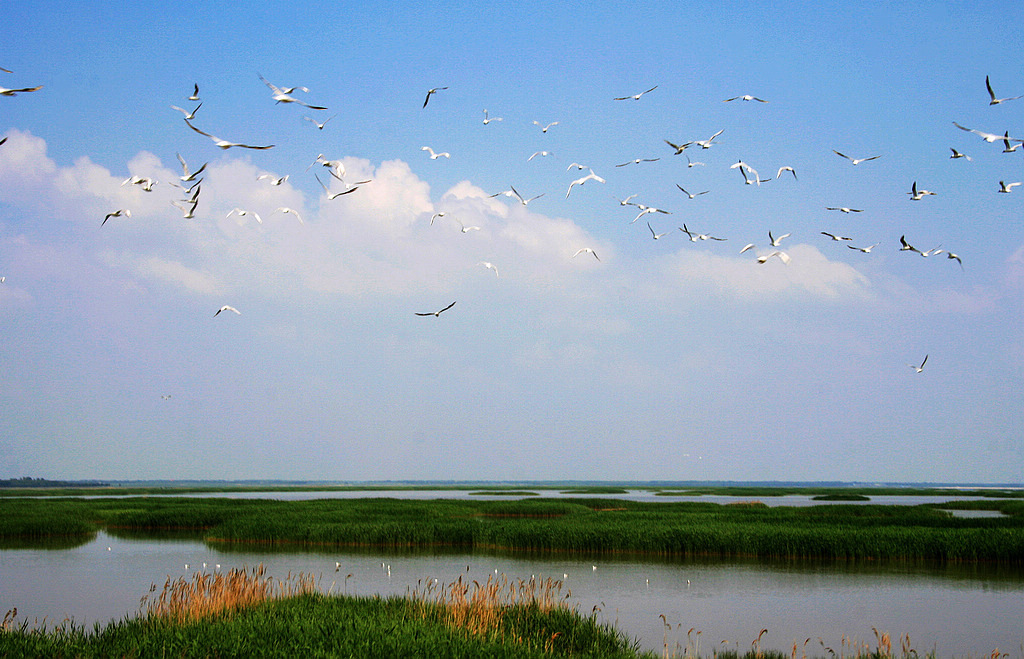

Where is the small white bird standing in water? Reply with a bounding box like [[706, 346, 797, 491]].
[[214, 305, 240, 317]]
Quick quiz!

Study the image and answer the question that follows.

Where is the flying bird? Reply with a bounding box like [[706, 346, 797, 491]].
[[176, 153, 207, 182], [730, 160, 760, 185], [848, 243, 879, 253], [676, 185, 709, 199], [615, 157, 660, 167], [214, 305, 240, 317], [226, 208, 262, 224], [170, 103, 202, 120], [821, 232, 853, 241], [664, 139, 693, 155], [566, 169, 605, 198], [510, 186, 544, 205], [768, 230, 790, 247], [482, 109, 502, 124], [986, 75, 1022, 105], [723, 94, 767, 103], [680, 224, 725, 242], [776, 166, 797, 180], [908, 181, 936, 200], [953, 121, 1023, 144], [833, 150, 880, 165], [315, 174, 362, 199], [572, 248, 600, 261], [949, 148, 971, 161], [184, 119, 273, 150], [422, 146, 450, 159], [259, 74, 327, 109], [422, 87, 448, 108], [899, 235, 921, 253], [907, 354, 928, 373], [631, 205, 670, 224], [614, 194, 639, 206], [274, 207, 304, 224], [304, 114, 336, 130], [0, 84, 43, 97], [171, 198, 198, 218], [998, 181, 1021, 193], [308, 154, 346, 181], [945, 251, 964, 270], [757, 250, 791, 264], [533, 120, 558, 133], [647, 222, 671, 240], [257, 173, 289, 186], [614, 85, 658, 100], [528, 150, 553, 161], [189, 83, 200, 101], [416, 301, 456, 317], [694, 129, 723, 149], [101, 209, 130, 226], [455, 219, 481, 233], [826, 206, 863, 213], [1002, 134, 1022, 153], [478, 262, 499, 277], [429, 212, 447, 225]]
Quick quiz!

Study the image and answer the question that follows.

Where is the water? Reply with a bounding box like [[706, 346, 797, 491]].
[[2, 531, 1021, 656]]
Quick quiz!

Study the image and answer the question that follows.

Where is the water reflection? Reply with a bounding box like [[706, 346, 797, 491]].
[[1, 531, 1021, 656]]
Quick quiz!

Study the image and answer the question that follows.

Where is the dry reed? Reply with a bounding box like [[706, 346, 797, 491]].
[[139, 564, 317, 624]]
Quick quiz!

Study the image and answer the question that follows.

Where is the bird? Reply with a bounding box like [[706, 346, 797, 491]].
[[226, 208, 262, 224], [171, 199, 198, 218], [170, 103, 202, 120], [757, 250, 791, 264], [953, 121, 1023, 144], [303, 114, 336, 130], [0, 84, 43, 96], [615, 157, 660, 167], [899, 235, 921, 253], [122, 175, 157, 191], [826, 206, 863, 213], [184, 119, 273, 150], [821, 232, 853, 241], [680, 224, 725, 242], [0, 66, 11, 73], [847, 243, 879, 253], [478, 262, 499, 277], [730, 160, 760, 185], [429, 212, 447, 225], [422, 87, 448, 108], [188, 83, 200, 101], [768, 230, 790, 247], [528, 150, 552, 161], [566, 170, 605, 198], [614, 194, 639, 206], [694, 129, 724, 149], [945, 251, 964, 270], [315, 173, 362, 199], [533, 120, 558, 133], [257, 174, 289, 185], [632, 205, 670, 224], [723, 94, 768, 103], [510, 186, 544, 205], [920, 246, 944, 258], [0, 137, 5, 146], [996, 180, 1022, 194], [101, 209, 130, 226], [614, 85, 658, 100], [566, 162, 589, 171], [455, 219, 481, 233], [176, 153, 207, 182], [907, 354, 928, 373], [259, 74, 327, 109], [482, 109, 502, 124], [422, 146, 450, 160], [986, 75, 1022, 105], [676, 185, 709, 199], [274, 207, 304, 224], [832, 150, 880, 165], [908, 181, 936, 200], [686, 156, 705, 168], [307, 154, 346, 181], [776, 166, 797, 180], [949, 148, 971, 161], [572, 248, 600, 261], [647, 222, 671, 240], [1002, 133, 1022, 153], [415, 301, 456, 317], [214, 305, 240, 317], [664, 139, 693, 155], [739, 243, 757, 254]]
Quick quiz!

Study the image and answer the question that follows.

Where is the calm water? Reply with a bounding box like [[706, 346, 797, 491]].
[[1, 531, 1021, 656]]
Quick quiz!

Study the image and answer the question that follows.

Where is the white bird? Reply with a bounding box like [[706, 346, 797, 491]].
[[227, 208, 262, 224], [315, 173, 362, 199], [572, 248, 600, 261], [257, 174, 289, 186], [429, 212, 448, 225], [259, 74, 327, 109], [676, 185, 708, 199], [907, 354, 928, 373], [821, 232, 853, 241], [533, 120, 558, 133], [214, 305, 240, 317], [686, 156, 705, 167], [739, 243, 757, 254], [680, 224, 725, 242], [304, 114, 336, 130], [307, 154, 346, 181], [170, 103, 202, 120], [730, 160, 760, 185], [953, 121, 1023, 144], [510, 186, 544, 205], [422, 87, 447, 108], [478, 262, 499, 277], [665, 139, 693, 155], [949, 148, 971, 161], [757, 250, 790, 264], [908, 181, 936, 200], [274, 207, 304, 224], [101, 209, 130, 226], [826, 206, 863, 213], [920, 246, 944, 258], [482, 109, 502, 124], [567, 162, 589, 171], [833, 150, 880, 165], [945, 251, 964, 270], [632, 205, 670, 224], [998, 181, 1021, 193], [986, 75, 1022, 105], [723, 94, 767, 103], [614, 194, 639, 206], [122, 175, 157, 191], [899, 235, 921, 253], [776, 166, 797, 180], [422, 146, 450, 160], [528, 150, 553, 161], [847, 243, 879, 253], [171, 199, 198, 218], [1002, 134, 1022, 153], [647, 222, 671, 240], [694, 129, 723, 149], [184, 119, 273, 150], [188, 83, 200, 101], [614, 85, 658, 101], [176, 153, 207, 182], [768, 230, 790, 247], [0, 84, 43, 96], [415, 301, 456, 317], [566, 169, 605, 198], [455, 219, 481, 233], [615, 157, 660, 167]]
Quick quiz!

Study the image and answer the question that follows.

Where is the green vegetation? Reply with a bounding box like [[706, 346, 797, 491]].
[[3, 495, 1023, 563]]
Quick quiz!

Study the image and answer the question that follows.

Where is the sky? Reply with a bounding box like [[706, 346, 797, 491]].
[[0, 1, 1022, 483]]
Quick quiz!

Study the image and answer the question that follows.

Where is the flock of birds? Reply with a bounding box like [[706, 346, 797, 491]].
[[3, 67, 1022, 376]]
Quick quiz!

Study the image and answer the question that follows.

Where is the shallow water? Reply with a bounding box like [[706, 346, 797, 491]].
[[1, 531, 1021, 656]]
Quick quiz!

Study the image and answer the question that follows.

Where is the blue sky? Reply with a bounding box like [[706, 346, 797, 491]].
[[1, 1, 1021, 483]]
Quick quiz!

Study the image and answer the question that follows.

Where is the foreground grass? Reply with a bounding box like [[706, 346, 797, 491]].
[[3, 496, 1023, 562]]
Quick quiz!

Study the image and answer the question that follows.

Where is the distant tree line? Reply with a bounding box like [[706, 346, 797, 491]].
[[0, 477, 109, 488]]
